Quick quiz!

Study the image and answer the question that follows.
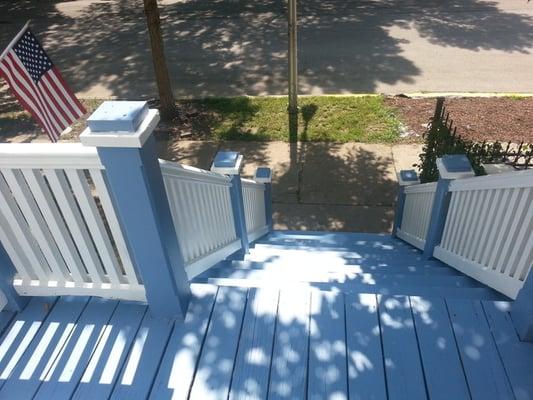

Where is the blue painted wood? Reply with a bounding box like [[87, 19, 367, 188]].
[[97, 135, 191, 319], [447, 299, 514, 400], [0, 297, 56, 388], [229, 175, 249, 257], [149, 284, 218, 400], [410, 296, 470, 400], [229, 288, 279, 400], [189, 286, 247, 400], [34, 297, 119, 400], [308, 290, 348, 400], [0, 296, 89, 399], [264, 182, 273, 232], [268, 288, 310, 400], [510, 270, 533, 342], [378, 295, 427, 400], [441, 154, 474, 173], [110, 308, 174, 400], [423, 178, 451, 258], [87, 101, 148, 132], [345, 293, 387, 400], [0, 243, 29, 312], [0, 311, 15, 337], [71, 301, 147, 399], [482, 301, 533, 400], [392, 185, 406, 237]]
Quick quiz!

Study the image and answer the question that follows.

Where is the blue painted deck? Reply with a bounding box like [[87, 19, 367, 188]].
[[0, 232, 532, 400]]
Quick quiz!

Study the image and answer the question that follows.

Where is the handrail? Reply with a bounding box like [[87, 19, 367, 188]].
[[449, 169, 533, 191]]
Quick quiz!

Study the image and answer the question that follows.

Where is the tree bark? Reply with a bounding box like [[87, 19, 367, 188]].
[[143, 0, 176, 120]]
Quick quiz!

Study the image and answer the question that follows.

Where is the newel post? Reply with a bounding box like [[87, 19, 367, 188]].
[[211, 151, 249, 257], [511, 272, 533, 342], [423, 155, 474, 258], [254, 167, 273, 232], [80, 101, 190, 320], [392, 169, 419, 237]]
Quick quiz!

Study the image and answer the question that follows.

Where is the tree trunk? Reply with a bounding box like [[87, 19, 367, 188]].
[[143, 0, 176, 120]]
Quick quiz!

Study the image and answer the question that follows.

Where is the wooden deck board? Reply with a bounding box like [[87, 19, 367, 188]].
[[447, 299, 514, 400], [345, 293, 387, 400], [149, 283, 218, 400], [0, 296, 89, 399], [229, 288, 279, 400], [379, 295, 427, 400], [410, 296, 470, 400], [308, 289, 348, 399]]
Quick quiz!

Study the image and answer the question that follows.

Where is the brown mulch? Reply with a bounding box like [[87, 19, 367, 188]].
[[385, 96, 533, 143]]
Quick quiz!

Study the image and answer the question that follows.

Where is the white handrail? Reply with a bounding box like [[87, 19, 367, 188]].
[[0, 144, 144, 301], [434, 170, 533, 299], [397, 182, 437, 250], [161, 160, 240, 278]]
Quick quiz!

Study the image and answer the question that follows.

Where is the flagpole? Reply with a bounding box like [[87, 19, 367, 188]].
[[0, 21, 30, 62]]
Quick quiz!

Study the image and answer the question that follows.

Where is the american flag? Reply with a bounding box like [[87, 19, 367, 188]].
[[0, 24, 86, 142]]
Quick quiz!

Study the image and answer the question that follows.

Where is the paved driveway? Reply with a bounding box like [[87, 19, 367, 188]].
[[2, 0, 533, 98]]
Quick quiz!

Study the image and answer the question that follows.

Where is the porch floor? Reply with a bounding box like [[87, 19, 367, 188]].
[[0, 233, 532, 399]]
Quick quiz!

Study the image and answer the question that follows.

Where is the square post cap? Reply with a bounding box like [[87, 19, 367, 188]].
[[254, 167, 272, 183], [80, 101, 160, 148], [437, 154, 475, 179], [397, 170, 419, 186], [210, 151, 243, 175]]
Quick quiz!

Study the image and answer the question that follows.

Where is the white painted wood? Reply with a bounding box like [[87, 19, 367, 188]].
[[161, 159, 239, 272], [0, 143, 102, 169], [434, 169, 533, 298], [399, 181, 437, 249], [242, 179, 268, 240]]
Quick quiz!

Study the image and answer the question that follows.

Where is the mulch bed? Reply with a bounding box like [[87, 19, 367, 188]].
[[385, 96, 533, 143]]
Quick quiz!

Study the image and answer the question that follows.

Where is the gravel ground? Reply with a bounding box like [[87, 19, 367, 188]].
[[385, 96, 533, 143]]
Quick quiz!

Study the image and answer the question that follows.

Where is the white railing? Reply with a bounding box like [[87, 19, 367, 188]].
[[241, 178, 269, 242], [433, 170, 533, 299], [396, 182, 437, 250], [160, 160, 241, 278], [0, 144, 144, 301]]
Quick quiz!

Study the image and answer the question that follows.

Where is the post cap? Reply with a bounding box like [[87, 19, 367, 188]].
[[437, 154, 475, 179], [80, 101, 160, 148], [210, 151, 243, 175], [398, 169, 419, 186], [254, 167, 272, 183]]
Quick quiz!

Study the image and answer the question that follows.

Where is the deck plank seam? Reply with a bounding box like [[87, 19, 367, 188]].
[[304, 290, 312, 400], [479, 301, 519, 400], [30, 296, 93, 398], [374, 293, 390, 400], [407, 296, 432, 400], [226, 288, 250, 400], [105, 303, 150, 399], [342, 292, 350, 400], [263, 289, 281, 400], [66, 298, 123, 398], [443, 298, 474, 400], [184, 286, 220, 400]]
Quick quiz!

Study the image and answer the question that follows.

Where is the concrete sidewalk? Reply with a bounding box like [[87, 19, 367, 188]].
[[158, 140, 422, 233]]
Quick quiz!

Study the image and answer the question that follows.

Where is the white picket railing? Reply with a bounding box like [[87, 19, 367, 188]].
[[396, 182, 437, 250], [433, 169, 533, 299], [241, 178, 269, 242], [160, 160, 241, 279], [0, 144, 145, 301]]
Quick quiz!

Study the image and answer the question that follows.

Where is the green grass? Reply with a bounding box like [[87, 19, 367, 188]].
[[185, 95, 401, 143]]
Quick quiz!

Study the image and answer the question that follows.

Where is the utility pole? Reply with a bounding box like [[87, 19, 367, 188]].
[[288, 0, 298, 115]]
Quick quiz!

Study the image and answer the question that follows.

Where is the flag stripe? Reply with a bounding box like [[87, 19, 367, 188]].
[[2, 55, 55, 135], [46, 70, 81, 119], [37, 77, 70, 128], [9, 53, 65, 135], [7, 53, 62, 136], [0, 63, 52, 135], [50, 68, 86, 116], [40, 74, 76, 122]]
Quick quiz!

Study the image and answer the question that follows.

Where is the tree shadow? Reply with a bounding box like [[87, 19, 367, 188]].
[[2, 0, 532, 98]]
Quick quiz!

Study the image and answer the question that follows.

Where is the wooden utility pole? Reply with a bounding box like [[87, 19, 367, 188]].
[[143, 0, 176, 119], [288, 0, 298, 115]]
